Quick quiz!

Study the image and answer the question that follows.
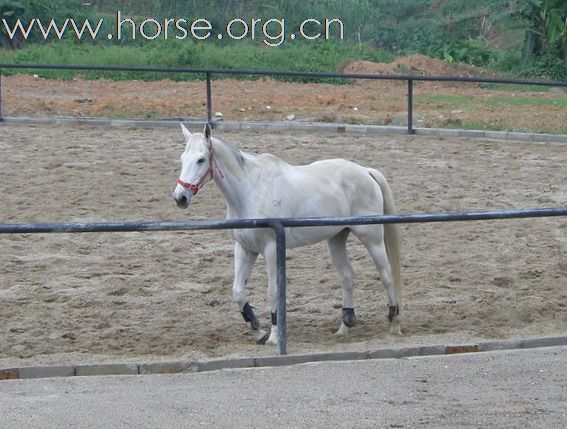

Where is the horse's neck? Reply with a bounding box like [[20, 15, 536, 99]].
[[212, 138, 257, 215]]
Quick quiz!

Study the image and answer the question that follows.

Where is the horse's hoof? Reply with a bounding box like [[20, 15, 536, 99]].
[[334, 322, 351, 338], [255, 330, 269, 345], [265, 333, 279, 346], [389, 323, 403, 336]]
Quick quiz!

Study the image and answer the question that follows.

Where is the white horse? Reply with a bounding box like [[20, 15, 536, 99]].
[[172, 123, 402, 346]]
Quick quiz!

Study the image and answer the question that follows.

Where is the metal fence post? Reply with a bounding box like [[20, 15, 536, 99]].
[[407, 78, 414, 135], [0, 69, 4, 122], [206, 72, 213, 126], [269, 219, 287, 355]]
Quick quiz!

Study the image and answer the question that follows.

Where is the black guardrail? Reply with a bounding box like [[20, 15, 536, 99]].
[[2, 207, 567, 355]]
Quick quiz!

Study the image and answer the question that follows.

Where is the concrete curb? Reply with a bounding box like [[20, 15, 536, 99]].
[[1, 335, 567, 381], [2, 116, 566, 143]]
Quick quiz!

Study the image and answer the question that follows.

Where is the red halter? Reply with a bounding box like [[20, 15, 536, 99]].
[[176, 178, 205, 195], [176, 140, 223, 195]]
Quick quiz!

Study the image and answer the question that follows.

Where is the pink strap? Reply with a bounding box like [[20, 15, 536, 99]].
[[176, 178, 201, 194]]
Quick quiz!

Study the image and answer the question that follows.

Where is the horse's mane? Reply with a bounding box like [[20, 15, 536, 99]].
[[214, 136, 246, 168]]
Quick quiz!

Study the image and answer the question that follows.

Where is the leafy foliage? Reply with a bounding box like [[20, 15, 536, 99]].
[[0, 0, 25, 48], [512, 0, 566, 79], [0, 38, 393, 82], [0, 0, 565, 79]]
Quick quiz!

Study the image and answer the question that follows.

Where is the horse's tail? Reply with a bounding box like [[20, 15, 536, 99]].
[[368, 169, 402, 311]]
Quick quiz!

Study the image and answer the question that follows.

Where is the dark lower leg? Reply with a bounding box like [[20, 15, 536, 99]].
[[241, 302, 260, 330], [342, 307, 357, 327], [388, 304, 399, 322]]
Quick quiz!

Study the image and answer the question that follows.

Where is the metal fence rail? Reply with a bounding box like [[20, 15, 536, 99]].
[[1, 63, 566, 134], [2, 207, 567, 355]]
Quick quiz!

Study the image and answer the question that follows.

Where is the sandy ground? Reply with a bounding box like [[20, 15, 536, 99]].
[[2, 55, 566, 133], [0, 123, 566, 368]]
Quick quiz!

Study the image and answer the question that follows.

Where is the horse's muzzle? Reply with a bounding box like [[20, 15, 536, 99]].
[[172, 186, 192, 209], [175, 195, 189, 208]]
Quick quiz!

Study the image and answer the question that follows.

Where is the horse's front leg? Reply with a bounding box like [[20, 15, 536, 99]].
[[232, 242, 268, 344], [264, 241, 279, 346]]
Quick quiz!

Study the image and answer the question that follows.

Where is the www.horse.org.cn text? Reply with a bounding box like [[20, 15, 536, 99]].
[[1, 12, 346, 47]]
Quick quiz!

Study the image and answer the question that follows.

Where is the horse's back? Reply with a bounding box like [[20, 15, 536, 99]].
[[302, 159, 385, 212], [252, 155, 385, 215], [303, 158, 370, 178]]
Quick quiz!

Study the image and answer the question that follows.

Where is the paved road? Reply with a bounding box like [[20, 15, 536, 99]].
[[1, 346, 566, 428]]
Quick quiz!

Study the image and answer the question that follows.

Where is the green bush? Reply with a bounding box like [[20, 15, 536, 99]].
[[0, 38, 394, 82], [421, 37, 494, 67], [490, 48, 523, 75], [519, 53, 567, 80], [1, 0, 564, 80]]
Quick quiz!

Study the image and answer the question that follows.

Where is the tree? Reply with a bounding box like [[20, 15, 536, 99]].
[[517, 0, 566, 76], [0, 0, 25, 48]]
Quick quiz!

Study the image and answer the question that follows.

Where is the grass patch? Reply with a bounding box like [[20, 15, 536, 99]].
[[485, 97, 567, 108], [419, 94, 567, 109], [0, 40, 394, 83], [417, 95, 475, 109], [478, 83, 552, 93], [457, 121, 506, 132]]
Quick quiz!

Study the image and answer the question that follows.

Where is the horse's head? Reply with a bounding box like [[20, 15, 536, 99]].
[[172, 123, 214, 209]]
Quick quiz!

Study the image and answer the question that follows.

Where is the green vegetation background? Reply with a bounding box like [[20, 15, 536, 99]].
[[0, 0, 565, 80]]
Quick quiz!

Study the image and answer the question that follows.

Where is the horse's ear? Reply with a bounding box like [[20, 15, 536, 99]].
[[203, 122, 212, 141], [180, 123, 192, 141]]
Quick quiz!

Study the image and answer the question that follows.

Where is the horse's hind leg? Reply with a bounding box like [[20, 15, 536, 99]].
[[327, 229, 357, 337], [352, 225, 402, 335], [233, 241, 268, 344]]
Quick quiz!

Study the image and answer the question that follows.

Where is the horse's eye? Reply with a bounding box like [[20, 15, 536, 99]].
[[197, 157, 206, 165]]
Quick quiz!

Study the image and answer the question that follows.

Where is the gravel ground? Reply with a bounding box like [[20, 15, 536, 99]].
[[0, 346, 566, 428]]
